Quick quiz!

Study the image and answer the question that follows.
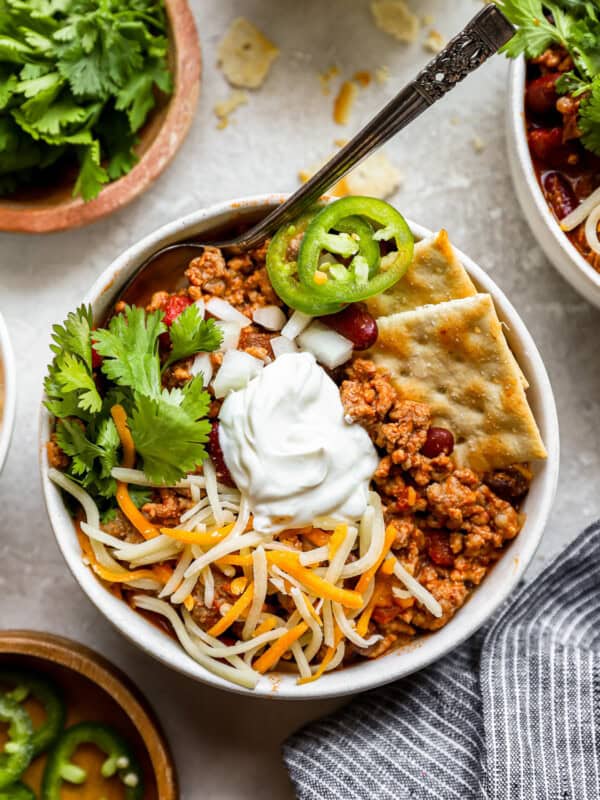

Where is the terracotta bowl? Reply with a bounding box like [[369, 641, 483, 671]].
[[40, 194, 560, 700], [0, 630, 178, 798], [0, 0, 200, 234]]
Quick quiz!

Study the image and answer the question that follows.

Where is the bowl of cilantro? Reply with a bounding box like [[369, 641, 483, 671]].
[[502, 0, 600, 308], [0, 0, 200, 234]]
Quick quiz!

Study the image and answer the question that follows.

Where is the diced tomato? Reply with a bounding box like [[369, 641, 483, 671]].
[[91, 338, 102, 370], [426, 531, 454, 568], [163, 294, 193, 326], [528, 127, 578, 169]]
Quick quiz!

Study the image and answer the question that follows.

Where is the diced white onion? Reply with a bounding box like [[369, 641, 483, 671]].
[[212, 350, 264, 399], [281, 310, 313, 340], [585, 205, 600, 255], [194, 299, 205, 318], [206, 297, 251, 327], [216, 320, 242, 352], [297, 321, 353, 369], [271, 335, 299, 358], [252, 305, 286, 331], [189, 353, 213, 385]]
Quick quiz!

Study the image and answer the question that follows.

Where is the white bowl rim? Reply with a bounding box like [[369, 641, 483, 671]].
[[507, 57, 600, 303], [0, 311, 16, 475], [39, 193, 560, 700]]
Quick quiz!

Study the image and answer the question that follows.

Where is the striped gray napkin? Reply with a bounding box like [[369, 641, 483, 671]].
[[283, 521, 600, 800]]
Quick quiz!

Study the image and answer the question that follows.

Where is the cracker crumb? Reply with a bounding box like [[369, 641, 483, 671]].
[[214, 90, 248, 129], [217, 18, 279, 89], [371, 0, 420, 43], [333, 80, 358, 125], [423, 29, 446, 54], [472, 136, 486, 153], [353, 70, 372, 88], [319, 65, 340, 96], [375, 65, 390, 84], [300, 150, 402, 200]]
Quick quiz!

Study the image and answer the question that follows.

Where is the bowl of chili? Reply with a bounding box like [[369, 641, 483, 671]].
[[507, 57, 600, 308], [0, 310, 16, 476], [39, 194, 559, 699]]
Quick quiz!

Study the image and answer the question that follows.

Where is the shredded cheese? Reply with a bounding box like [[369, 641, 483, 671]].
[[267, 552, 363, 609], [355, 524, 396, 595], [253, 623, 308, 674], [208, 583, 254, 637]]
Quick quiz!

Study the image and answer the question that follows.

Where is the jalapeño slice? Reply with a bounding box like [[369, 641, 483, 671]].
[[0, 696, 34, 790], [266, 210, 344, 315], [297, 196, 414, 303], [0, 669, 66, 757]]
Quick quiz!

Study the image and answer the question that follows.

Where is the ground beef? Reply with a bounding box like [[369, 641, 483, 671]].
[[341, 357, 530, 658], [47, 434, 69, 470], [238, 325, 275, 360], [101, 510, 143, 544], [191, 570, 236, 630], [142, 488, 194, 524], [185, 244, 281, 316]]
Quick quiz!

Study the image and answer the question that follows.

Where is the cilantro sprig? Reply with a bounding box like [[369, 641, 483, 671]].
[[497, 1, 600, 155], [0, 0, 172, 200], [45, 303, 222, 508]]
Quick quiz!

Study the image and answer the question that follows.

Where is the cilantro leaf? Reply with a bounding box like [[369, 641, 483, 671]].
[[55, 417, 117, 497], [497, 1, 565, 58], [50, 304, 94, 368], [163, 306, 222, 370], [53, 351, 102, 413], [94, 305, 166, 396], [579, 76, 600, 154], [129, 387, 211, 485], [72, 140, 108, 200]]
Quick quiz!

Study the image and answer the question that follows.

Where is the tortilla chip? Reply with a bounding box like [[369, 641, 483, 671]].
[[371, 294, 546, 472], [217, 18, 279, 89], [366, 230, 476, 318], [371, 0, 420, 43]]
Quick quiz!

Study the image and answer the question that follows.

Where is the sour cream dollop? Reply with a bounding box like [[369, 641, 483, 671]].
[[218, 352, 378, 534]]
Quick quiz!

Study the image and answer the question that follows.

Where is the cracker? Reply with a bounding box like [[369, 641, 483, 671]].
[[371, 0, 420, 43], [299, 151, 401, 200], [366, 230, 477, 318], [217, 18, 279, 89], [371, 294, 546, 471]]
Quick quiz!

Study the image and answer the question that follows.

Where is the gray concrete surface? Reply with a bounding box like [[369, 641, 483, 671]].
[[1, 1, 599, 797]]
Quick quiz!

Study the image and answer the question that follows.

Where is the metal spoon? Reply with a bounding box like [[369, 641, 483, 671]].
[[125, 4, 514, 293]]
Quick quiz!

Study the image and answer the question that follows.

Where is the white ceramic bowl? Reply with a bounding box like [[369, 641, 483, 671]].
[[0, 311, 16, 475], [507, 57, 600, 308], [40, 194, 559, 699]]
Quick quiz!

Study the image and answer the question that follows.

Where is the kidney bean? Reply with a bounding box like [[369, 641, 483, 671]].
[[322, 303, 378, 350], [542, 171, 578, 220], [421, 427, 454, 458], [208, 422, 236, 488], [426, 531, 454, 568], [528, 127, 578, 169], [525, 73, 559, 116]]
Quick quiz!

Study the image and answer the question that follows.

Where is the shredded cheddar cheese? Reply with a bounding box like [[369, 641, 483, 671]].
[[160, 523, 234, 547], [253, 623, 308, 674], [208, 583, 254, 637], [355, 524, 396, 595], [267, 552, 363, 609]]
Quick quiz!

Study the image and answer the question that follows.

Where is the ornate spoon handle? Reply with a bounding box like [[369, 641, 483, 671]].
[[222, 4, 514, 250]]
